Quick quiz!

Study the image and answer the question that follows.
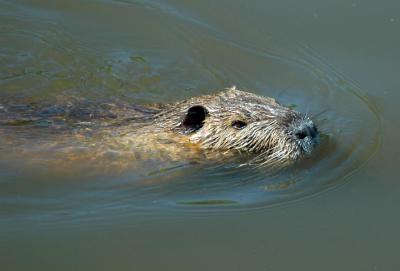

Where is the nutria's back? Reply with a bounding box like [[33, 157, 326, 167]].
[[0, 87, 319, 170]]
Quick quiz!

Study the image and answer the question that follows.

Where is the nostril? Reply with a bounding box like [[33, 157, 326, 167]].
[[295, 131, 308, 139], [295, 124, 318, 140]]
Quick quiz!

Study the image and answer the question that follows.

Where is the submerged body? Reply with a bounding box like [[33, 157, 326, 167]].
[[0, 87, 318, 171]]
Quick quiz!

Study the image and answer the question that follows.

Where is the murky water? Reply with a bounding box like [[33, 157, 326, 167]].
[[1, 0, 399, 270]]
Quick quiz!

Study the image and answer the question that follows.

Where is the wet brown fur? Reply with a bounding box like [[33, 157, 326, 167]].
[[0, 87, 317, 171], [150, 87, 315, 165]]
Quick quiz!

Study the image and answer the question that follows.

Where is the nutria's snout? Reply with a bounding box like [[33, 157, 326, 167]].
[[290, 117, 319, 155]]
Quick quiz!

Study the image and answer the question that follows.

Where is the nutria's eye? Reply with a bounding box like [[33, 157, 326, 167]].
[[231, 120, 247, 129]]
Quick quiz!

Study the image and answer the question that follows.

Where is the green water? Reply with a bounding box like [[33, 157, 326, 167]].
[[1, 0, 399, 270]]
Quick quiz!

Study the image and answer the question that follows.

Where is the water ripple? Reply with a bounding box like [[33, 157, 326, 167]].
[[0, 0, 381, 227]]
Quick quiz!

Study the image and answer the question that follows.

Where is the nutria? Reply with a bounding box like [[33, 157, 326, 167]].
[[0, 87, 318, 170]]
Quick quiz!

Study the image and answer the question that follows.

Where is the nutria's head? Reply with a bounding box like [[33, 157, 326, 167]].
[[156, 87, 319, 165]]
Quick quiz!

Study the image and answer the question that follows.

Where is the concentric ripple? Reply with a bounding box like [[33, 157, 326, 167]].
[[0, 0, 381, 226]]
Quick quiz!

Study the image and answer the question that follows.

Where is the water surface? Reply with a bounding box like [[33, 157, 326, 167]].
[[1, 0, 398, 270]]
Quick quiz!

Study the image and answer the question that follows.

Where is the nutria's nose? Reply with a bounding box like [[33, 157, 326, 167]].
[[294, 123, 318, 140]]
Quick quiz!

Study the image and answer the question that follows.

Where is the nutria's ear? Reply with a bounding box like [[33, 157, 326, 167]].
[[180, 105, 208, 134]]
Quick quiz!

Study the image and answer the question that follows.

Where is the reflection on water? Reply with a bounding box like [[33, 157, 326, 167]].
[[0, 0, 380, 228]]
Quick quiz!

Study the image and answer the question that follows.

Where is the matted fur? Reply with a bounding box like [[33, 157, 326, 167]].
[[0, 87, 318, 170], [153, 87, 318, 166]]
